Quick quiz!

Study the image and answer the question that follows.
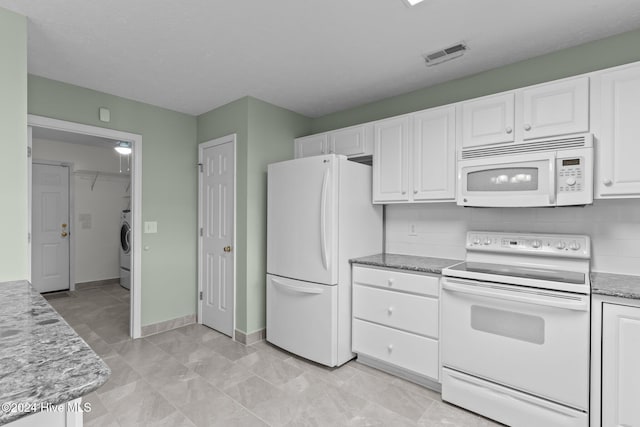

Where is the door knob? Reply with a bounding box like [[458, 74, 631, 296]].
[[61, 232, 68, 237], [223, 246, 232, 252], [62, 224, 67, 228]]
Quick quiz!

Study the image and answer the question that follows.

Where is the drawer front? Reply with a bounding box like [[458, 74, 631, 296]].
[[353, 319, 439, 380], [353, 284, 438, 338], [353, 266, 439, 297]]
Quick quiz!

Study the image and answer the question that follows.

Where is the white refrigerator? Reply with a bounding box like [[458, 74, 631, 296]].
[[266, 154, 382, 367]]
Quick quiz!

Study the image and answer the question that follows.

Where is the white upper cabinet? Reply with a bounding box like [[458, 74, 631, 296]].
[[521, 76, 589, 140], [295, 124, 373, 159], [412, 105, 456, 201], [373, 107, 456, 204], [461, 92, 515, 148], [294, 133, 328, 158], [461, 76, 590, 149], [373, 115, 410, 203], [592, 62, 640, 198], [328, 124, 373, 157]]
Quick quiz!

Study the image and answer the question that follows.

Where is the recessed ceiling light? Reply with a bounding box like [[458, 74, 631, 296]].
[[403, 0, 425, 6]]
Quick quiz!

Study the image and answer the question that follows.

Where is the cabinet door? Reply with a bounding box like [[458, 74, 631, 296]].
[[461, 92, 515, 148], [373, 116, 410, 202], [596, 64, 640, 197], [294, 134, 327, 158], [521, 77, 589, 140], [602, 303, 640, 427], [329, 125, 371, 157], [412, 106, 456, 201]]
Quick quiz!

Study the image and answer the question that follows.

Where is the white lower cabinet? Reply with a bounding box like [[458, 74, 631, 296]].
[[601, 302, 640, 427], [592, 295, 640, 427], [351, 265, 440, 385]]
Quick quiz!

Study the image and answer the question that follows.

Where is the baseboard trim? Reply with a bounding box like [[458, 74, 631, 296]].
[[235, 328, 265, 345], [75, 278, 120, 290], [141, 314, 196, 337], [356, 354, 442, 393]]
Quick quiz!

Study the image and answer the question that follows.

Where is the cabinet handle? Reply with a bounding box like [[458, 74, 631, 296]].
[[387, 279, 394, 287], [505, 126, 513, 134], [388, 306, 394, 315], [603, 179, 613, 186], [524, 124, 532, 131], [413, 190, 418, 194], [402, 191, 407, 195], [387, 344, 393, 353]]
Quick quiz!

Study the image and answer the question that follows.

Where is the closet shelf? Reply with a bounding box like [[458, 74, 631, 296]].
[[73, 170, 130, 191]]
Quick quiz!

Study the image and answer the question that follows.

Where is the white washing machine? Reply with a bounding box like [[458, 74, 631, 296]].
[[119, 210, 131, 290]]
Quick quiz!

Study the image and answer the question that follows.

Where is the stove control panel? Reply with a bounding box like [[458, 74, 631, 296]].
[[467, 231, 590, 258]]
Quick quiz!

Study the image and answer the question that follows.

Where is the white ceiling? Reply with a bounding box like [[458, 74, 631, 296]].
[[2, 0, 640, 118]]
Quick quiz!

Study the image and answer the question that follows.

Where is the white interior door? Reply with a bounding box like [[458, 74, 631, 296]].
[[32, 163, 70, 293], [199, 137, 235, 337]]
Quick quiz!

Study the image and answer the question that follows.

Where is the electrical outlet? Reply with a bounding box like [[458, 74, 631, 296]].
[[408, 223, 418, 236]]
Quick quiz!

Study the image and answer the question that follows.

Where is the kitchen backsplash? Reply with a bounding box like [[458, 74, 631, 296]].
[[385, 199, 640, 275]]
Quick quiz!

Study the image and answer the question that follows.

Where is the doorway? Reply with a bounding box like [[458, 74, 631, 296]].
[[198, 134, 236, 338], [28, 115, 143, 339]]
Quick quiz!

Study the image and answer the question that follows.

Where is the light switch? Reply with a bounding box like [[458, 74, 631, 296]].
[[144, 221, 158, 233]]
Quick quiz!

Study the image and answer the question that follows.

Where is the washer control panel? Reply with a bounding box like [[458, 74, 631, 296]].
[[467, 231, 590, 258]]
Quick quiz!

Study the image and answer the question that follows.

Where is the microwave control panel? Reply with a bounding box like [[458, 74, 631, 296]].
[[557, 157, 584, 193]]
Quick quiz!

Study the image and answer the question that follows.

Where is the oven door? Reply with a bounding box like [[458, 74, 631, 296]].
[[441, 276, 589, 410], [457, 151, 555, 207]]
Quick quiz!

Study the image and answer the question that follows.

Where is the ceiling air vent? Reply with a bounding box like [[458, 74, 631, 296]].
[[423, 42, 467, 67]]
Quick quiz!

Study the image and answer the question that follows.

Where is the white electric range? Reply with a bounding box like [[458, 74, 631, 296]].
[[441, 231, 591, 427]]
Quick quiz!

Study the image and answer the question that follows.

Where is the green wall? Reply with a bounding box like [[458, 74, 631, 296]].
[[196, 97, 250, 332], [245, 97, 311, 333], [197, 97, 310, 334], [28, 76, 198, 327], [312, 28, 640, 133], [0, 8, 27, 282]]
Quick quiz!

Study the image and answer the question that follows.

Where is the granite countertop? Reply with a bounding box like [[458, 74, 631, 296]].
[[351, 253, 462, 275], [591, 272, 640, 300], [0, 281, 110, 425]]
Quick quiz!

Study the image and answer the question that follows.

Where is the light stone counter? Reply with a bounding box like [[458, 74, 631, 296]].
[[0, 281, 110, 425], [591, 272, 640, 300], [350, 253, 462, 275]]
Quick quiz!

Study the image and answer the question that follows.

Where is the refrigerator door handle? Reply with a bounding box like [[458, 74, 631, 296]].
[[271, 278, 324, 295], [320, 167, 330, 271]]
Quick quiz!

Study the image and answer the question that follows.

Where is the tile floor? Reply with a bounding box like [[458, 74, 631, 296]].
[[46, 283, 502, 427]]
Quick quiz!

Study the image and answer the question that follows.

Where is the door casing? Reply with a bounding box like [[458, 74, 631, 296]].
[[27, 115, 143, 339]]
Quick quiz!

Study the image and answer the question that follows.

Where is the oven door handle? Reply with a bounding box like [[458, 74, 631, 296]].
[[442, 278, 589, 311]]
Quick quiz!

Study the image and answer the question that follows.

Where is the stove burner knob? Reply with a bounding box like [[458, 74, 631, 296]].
[[531, 239, 542, 249], [569, 241, 581, 251], [556, 241, 566, 250], [483, 238, 491, 245], [473, 238, 481, 245]]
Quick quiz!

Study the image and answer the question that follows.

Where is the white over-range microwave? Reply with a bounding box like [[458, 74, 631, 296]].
[[457, 133, 593, 207]]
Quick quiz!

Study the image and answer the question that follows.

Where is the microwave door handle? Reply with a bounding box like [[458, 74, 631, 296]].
[[549, 158, 556, 205]]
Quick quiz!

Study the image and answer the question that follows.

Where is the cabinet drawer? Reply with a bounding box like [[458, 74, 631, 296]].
[[353, 266, 439, 297], [353, 284, 438, 338], [353, 319, 439, 380]]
